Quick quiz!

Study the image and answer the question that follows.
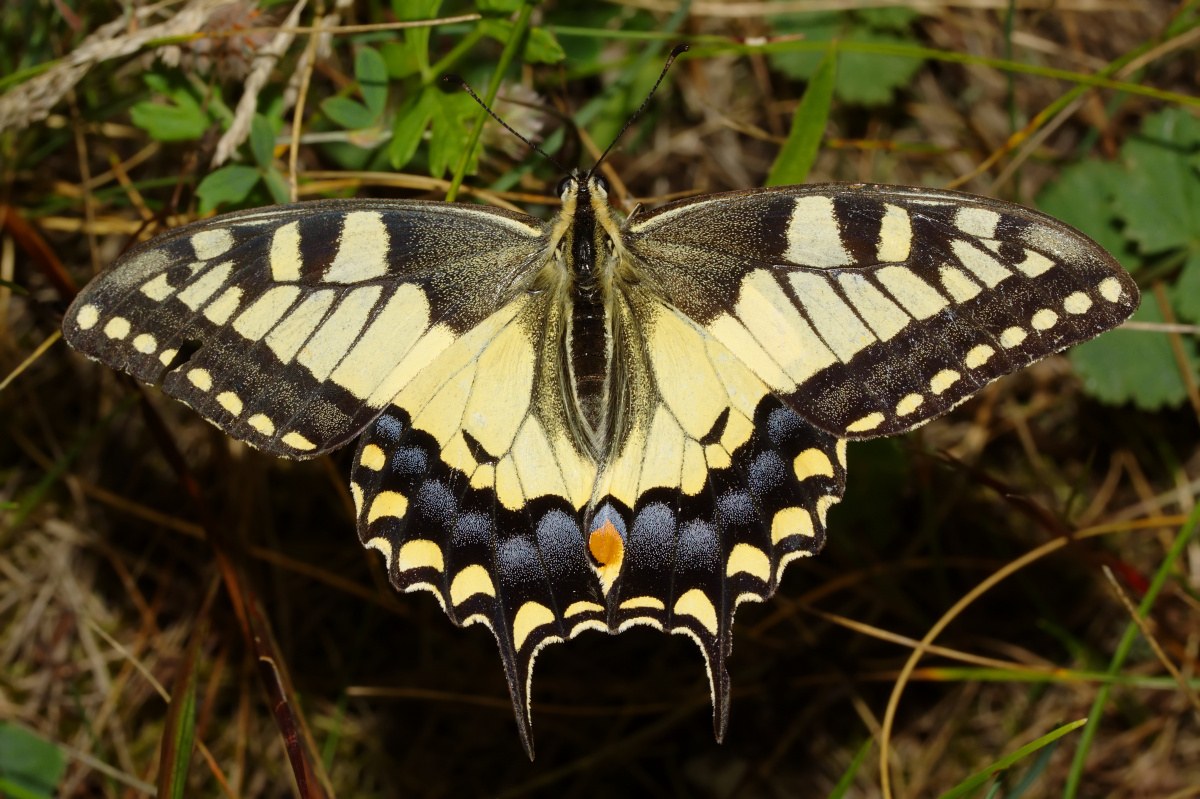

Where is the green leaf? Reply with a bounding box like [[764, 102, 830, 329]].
[[262, 168, 291, 205], [767, 44, 835, 187], [322, 96, 377, 130], [525, 27, 565, 64], [479, 16, 514, 44], [380, 41, 421, 79], [131, 73, 214, 141], [855, 6, 921, 30], [356, 47, 389, 118], [1069, 301, 1195, 410], [1113, 109, 1200, 254], [835, 29, 923, 106], [428, 90, 477, 178], [478, 0, 523, 10], [397, 0, 443, 76], [0, 723, 65, 798], [250, 113, 275, 169], [1173, 249, 1200, 323], [768, 13, 922, 106], [157, 623, 203, 799], [937, 719, 1087, 799], [389, 89, 435, 170], [1036, 160, 1138, 273], [195, 165, 261, 214]]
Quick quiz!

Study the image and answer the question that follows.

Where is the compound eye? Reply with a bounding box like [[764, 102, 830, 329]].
[[594, 174, 610, 193], [556, 176, 573, 197]]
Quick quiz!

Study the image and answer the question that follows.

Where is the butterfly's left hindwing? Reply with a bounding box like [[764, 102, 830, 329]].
[[626, 183, 1139, 439], [63, 200, 547, 457], [349, 289, 603, 757]]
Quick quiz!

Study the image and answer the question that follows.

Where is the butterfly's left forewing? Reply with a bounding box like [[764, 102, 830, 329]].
[[64, 199, 549, 457]]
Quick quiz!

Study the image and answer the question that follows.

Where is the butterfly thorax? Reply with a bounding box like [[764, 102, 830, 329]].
[[552, 174, 623, 452]]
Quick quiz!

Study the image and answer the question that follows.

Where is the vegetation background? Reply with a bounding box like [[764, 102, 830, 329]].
[[2, 0, 1200, 796]]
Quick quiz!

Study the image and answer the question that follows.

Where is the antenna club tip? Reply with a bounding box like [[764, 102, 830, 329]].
[[669, 43, 690, 58], [443, 74, 467, 89]]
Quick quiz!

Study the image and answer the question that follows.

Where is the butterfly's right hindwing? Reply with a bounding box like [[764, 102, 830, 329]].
[[63, 200, 547, 458]]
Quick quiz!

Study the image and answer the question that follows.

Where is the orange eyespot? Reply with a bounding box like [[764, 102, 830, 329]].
[[588, 519, 623, 567]]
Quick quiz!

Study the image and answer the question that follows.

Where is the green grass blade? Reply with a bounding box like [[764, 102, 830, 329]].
[[156, 622, 204, 798], [445, 0, 534, 202], [939, 719, 1088, 799], [827, 737, 871, 799], [1063, 502, 1200, 798], [766, 43, 836, 187]]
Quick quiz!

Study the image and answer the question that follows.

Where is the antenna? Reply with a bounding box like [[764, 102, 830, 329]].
[[590, 44, 689, 176], [443, 75, 568, 175]]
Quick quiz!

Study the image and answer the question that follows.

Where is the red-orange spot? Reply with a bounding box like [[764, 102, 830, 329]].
[[589, 520, 623, 567]]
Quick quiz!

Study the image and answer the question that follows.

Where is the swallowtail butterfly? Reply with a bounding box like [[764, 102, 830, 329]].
[[62, 86, 1138, 758]]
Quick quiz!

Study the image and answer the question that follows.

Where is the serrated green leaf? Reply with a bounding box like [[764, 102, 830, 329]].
[[478, 0, 522, 10], [835, 29, 923, 106], [1172, 249, 1200, 323], [397, 0, 442, 75], [356, 47, 388, 118], [1069, 302, 1195, 410], [250, 114, 275, 169], [769, 13, 922, 106], [767, 45, 835, 187], [525, 27, 565, 64], [195, 165, 260, 214], [323, 96, 377, 130], [1036, 160, 1138, 272], [0, 723, 64, 797], [767, 13, 841, 81], [389, 89, 435, 170], [428, 90, 477, 178], [1113, 109, 1200, 254], [262, 168, 291, 205]]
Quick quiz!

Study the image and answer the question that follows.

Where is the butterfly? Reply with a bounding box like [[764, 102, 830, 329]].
[[61, 75, 1139, 757]]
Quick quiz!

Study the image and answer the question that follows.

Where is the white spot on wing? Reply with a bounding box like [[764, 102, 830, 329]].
[[191, 229, 234, 261], [298, 285, 382, 381], [322, 211, 390, 283], [954, 206, 1000, 238], [203, 286, 243, 325], [939, 265, 981, 303], [188, 368, 212, 391], [265, 290, 336, 364], [845, 412, 883, 433], [965, 344, 994, 368], [270, 221, 303, 282], [1063, 292, 1092, 314], [951, 240, 1011, 288], [1031, 309, 1058, 330], [896, 393, 922, 416], [876, 204, 912, 263], [929, 369, 960, 395], [785, 196, 853, 267], [76, 304, 100, 330], [103, 317, 130, 339], [233, 285, 302, 340], [1099, 277, 1123, 302], [875, 267, 948, 319], [1000, 327, 1027, 348], [177, 261, 234, 311], [133, 333, 157, 354]]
